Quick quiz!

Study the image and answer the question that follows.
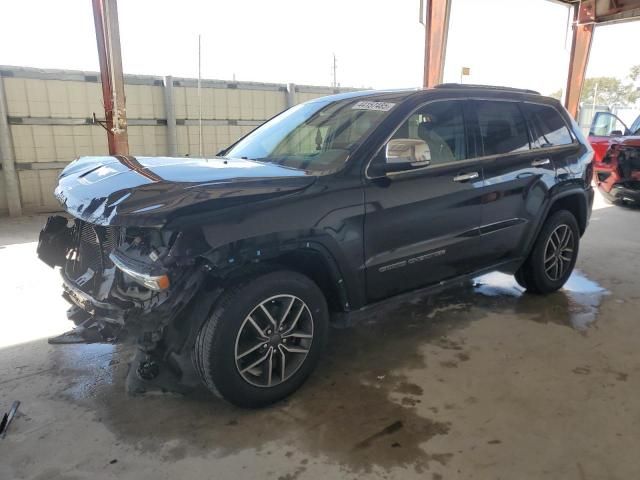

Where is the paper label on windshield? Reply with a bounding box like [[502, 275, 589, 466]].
[[352, 101, 396, 112]]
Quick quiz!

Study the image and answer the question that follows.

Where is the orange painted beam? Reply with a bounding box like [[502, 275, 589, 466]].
[[423, 0, 452, 88], [564, 4, 594, 118]]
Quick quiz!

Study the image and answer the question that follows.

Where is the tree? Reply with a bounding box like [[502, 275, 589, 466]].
[[548, 89, 563, 100], [580, 65, 640, 107]]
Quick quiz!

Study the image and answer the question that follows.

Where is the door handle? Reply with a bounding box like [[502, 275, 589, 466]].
[[453, 172, 479, 182], [531, 158, 551, 167]]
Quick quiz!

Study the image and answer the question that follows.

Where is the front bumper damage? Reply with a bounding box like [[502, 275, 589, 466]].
[[605, 181, 640, 205], [37, 215, 217, 390], [37, 215, 208, 358], [599, 144, 640, 205]]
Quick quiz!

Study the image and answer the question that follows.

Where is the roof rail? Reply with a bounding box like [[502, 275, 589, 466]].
[[434, 83, 540, 95]]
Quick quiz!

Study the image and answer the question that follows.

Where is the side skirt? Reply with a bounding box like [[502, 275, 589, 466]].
[[332, 258, 524, 328]]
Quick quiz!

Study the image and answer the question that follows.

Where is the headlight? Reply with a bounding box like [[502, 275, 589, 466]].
[[109, 253, 170, 291]]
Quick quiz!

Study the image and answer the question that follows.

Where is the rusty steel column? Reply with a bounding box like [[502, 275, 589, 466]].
[[564, 3, 595, 119], [92, 0, 129, 155], [423, 0, 453, 88]]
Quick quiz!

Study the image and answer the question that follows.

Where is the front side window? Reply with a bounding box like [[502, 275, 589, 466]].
[[475, 101, 530, 156], [523, 103, 573, 148], [225, 96, 400, 172], [388, 101, 467, 165]]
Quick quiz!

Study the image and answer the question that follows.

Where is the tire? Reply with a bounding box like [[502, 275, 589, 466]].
[[515, 210, 580, 294], [514, 268, 529, 290], [193, 270, 329, 408]]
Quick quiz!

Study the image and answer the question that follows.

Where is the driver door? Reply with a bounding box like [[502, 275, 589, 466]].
[[363, 100, 485, 301]]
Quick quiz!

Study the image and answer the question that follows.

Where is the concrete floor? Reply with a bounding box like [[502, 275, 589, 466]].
[[1, 193, 639, 480]]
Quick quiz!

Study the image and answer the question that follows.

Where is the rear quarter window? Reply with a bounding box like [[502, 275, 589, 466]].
[[523, 103, 573, 148]]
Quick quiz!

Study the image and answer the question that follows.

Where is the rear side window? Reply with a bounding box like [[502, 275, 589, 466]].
[[523, 103, 573, 147], [475, 101, 530, 156]]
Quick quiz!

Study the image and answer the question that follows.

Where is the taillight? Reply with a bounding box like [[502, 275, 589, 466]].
[[585, 158, 594, 184], [585, 148, 595, 184]]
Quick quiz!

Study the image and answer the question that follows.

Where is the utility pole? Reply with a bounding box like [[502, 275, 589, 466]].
[[92, 0, 129, 155], [332, 53, 337, 87]]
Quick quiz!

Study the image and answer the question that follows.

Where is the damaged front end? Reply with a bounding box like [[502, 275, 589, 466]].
[[597, 142, 640, 205], [37, 215, 208, 352], [37, 154, 317, 392]]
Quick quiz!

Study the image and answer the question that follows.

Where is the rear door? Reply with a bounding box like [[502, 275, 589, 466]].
[[472, 100, 565, 264], [363, 99, 486, 301]]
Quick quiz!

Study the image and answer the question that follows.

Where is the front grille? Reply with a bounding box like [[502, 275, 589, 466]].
[[78, 223, 103, 274], [65, 221, 121, 292]]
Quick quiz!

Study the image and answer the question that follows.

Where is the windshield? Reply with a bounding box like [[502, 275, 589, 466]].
[[225, 96, 398, 172]]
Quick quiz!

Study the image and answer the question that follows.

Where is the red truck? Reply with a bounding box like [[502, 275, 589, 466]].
[[588, 111, 640, 205]]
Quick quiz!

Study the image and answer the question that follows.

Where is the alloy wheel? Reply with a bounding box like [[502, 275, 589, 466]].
[[234, 294, 314, 388], [544, 224, 575, 281]]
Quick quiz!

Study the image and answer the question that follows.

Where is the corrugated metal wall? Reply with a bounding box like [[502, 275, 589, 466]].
[[0, 66, 356, 215]]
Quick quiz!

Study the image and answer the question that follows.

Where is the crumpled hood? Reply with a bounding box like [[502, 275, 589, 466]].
[[55, 155, 316, 227]]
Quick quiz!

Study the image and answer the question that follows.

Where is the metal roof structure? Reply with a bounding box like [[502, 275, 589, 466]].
[[422, 0, 640, 119]]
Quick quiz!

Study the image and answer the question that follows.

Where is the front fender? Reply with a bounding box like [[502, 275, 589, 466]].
[[199, 231, 365, 311]]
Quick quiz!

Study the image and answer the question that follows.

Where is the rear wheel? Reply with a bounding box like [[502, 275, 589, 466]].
[[193, 270, 328, 408], [515, 210, 579, 294]]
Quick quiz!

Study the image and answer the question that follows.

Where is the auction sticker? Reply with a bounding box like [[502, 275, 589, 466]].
[[352, 101, 396, 112]]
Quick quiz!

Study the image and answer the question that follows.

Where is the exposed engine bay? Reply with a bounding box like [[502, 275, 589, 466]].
[[37, 216, 213, 387]]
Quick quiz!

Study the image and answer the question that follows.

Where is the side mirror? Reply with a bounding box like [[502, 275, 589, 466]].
[[610, 130, 624, 137], [381, 138, 431, 173]]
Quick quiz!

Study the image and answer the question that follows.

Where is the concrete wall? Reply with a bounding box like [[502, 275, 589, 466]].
[[0, 65, 356, 215]]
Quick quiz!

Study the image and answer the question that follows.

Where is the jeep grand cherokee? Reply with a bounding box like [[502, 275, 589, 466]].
[[38, 85, 595, 407]]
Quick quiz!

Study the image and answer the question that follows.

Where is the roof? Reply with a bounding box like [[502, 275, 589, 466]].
[[304, 89, 416, 103], [435, 83, 540, 95]]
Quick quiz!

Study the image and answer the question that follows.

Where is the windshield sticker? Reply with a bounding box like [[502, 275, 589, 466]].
[[352, 101, 396, 112]]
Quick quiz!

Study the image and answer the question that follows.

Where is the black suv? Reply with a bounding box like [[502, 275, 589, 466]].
[[38, 85, 595, 407]]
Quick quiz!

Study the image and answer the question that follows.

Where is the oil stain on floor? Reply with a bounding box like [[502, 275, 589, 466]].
[[50, 270, 609, 475]]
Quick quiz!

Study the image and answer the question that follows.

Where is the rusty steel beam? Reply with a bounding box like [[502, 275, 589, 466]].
[[559, 0, 640, 117], [564, 4, 595, 118], [92, 0, 129, 155], [555, 0, 640, 24], [423, 0, 453, 88], [579, 0, 640, 24]]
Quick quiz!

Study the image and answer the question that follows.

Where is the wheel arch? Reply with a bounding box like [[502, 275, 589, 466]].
[[546, 190, 588, 235], [201, 238, 363, 314], [521, 188, 590, 260]]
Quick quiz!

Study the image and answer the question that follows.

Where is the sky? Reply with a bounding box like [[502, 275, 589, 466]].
[[0, 0, 638, 96]]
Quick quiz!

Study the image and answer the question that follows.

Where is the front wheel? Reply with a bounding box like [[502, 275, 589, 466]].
[[515, 210, 580, 294], [193, 270, 328, 408]]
